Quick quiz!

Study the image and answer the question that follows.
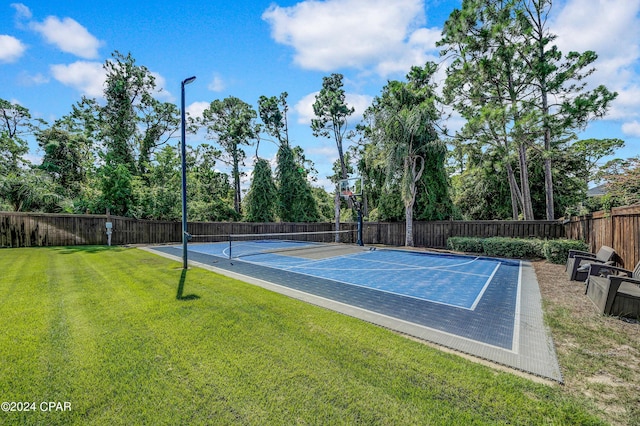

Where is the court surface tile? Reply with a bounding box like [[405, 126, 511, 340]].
[[147, 244, 562, 382]]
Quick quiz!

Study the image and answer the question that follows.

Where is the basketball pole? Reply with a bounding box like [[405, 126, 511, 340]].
[[181, 76, 196, 270], [357, 206, 363, 246], [351, 195, 364, 247], [341, 177, 364, 247]]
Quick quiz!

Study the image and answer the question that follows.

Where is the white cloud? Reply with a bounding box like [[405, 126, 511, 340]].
[[294, 92, 318, 125], [552, 0, 640, 60], [17, 71, 49, 86], [50, 61, 106, 97], [0, 34, 26, 63], [345, 93, 373, 122], [50, 61, 175, 104], [551, 0, 640, 123], [24, 153, 42, 165], [306, 144, 339, 158], [605, 86, 640, 121], [263, 0, 435, 76], [30, 16, 103, 59], [186, 101, 210, 120], [622, 120, 640, 138], [294, 91, 372, 125], [10, 3, 32, 20], [149, 71, 174, 101], [208, 75, 225, 92]]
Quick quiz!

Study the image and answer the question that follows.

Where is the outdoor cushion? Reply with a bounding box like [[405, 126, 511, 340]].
[[565, 245, 616, 281], [585, 261, 640, 318]]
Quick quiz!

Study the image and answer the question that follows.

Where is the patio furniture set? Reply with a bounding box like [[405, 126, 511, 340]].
[[566, 245, 640, 319]]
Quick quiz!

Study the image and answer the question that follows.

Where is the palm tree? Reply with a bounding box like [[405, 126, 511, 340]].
[[365, 64, 443, 246]]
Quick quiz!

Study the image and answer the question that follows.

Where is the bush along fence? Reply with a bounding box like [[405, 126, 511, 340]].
[[447, 237, 589, 264], [0, 212, 566, 249]]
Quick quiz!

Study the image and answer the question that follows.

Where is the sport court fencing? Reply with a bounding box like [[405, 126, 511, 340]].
[[1, 211, 564, 250]]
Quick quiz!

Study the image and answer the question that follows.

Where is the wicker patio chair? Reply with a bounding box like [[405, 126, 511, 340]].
[[584, 261, 640, 318], [565, 245, 616, 281]]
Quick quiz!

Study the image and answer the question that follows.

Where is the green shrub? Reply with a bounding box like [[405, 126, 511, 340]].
[[446, 236, 588, 264], [542, 239, 589, 264], [482, 237, 543, 259], [447, 237, 484, 253]]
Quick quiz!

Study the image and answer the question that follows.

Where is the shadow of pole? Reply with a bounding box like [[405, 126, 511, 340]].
[[176, 269, 200, 301]]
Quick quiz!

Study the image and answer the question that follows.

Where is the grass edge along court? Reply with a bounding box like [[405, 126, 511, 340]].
[[1, 246, 604, 425]]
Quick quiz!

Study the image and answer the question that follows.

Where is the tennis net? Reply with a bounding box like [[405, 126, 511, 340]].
[[227, 230, 357, 260]]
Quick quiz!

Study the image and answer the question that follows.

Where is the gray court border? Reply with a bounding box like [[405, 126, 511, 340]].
[[141, 247, 563, 383]]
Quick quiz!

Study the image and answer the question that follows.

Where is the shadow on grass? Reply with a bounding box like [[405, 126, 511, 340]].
[[177, 269, 200, 301], [52, 245, 128, 254]]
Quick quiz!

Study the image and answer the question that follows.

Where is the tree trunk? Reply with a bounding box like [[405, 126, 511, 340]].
[[544, 157, 554, 219], [534, 3, 555, 220], [541, 94, 555, 220], [403, 156, 423, 247], [505, 162, 523, 219], [335, 132, 348, 242], [405, 202, 413, 247], [232, 144, 242, 214], [334, 190, 341, 243], [233, 161, 241, 214], [517, 143, 534, 220]]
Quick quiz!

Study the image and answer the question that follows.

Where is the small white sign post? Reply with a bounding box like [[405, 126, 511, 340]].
[[105, 222, 113, 246]]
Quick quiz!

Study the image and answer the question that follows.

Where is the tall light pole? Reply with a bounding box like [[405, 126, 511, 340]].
[[181, 76, 196, 269]]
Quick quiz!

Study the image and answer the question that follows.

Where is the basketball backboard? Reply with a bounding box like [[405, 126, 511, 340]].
[[339, 177, 362, 198]]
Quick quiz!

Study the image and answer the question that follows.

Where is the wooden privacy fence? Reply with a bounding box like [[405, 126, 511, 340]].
[[4, 209, 636, 267], [0, 212, 182, 247], [564, 205, 640, 269], [0, 212, 346, 247], [362, 220, 564, 248], [1, 211, 564, 249]]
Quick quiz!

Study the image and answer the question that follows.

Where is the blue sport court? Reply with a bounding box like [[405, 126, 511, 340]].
[[148, 240, 562, 382]]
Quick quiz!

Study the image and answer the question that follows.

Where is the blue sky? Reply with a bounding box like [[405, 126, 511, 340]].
[[2, 0, 640, 190]]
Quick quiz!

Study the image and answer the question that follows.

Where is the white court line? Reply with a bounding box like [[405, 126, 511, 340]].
[[261, 250, 491, 275], [348, 251, 484, 269], [190, 244, 507, 311], [236, 257, 494, 311], [287, 264, 493, 278], [190, 244, 495, 280], [274, 252, 494, 278], [469, 263, 501, 310], [224, 241, 332, 260], [511, 260, 523, 353]]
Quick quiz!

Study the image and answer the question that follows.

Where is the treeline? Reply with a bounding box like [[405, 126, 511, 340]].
[[2, 1, 639, 236]]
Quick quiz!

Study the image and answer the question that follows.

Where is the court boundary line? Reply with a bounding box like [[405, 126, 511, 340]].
[[469, 263, 500, 311], [190, 244, 500, 310], [512, 261, 523, 352], [281, 254, 492, 278], [192, 242, 503, 281], [237, 254, 489, 311]]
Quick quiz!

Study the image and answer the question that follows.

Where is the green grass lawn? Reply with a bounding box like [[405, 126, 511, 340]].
[[0, 246, 603, 425]]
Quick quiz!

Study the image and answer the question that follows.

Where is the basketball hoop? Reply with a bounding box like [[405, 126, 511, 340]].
[[338, 177, 364, 246], [339, 177, 362, 199]]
